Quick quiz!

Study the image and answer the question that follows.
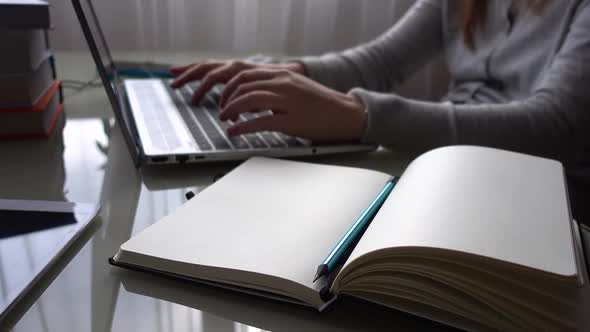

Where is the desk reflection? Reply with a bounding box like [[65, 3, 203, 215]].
[[0, 116, 67, 327], [0, 114, 66, 201], [91, 122, 141, 332], [117, 270, 454, 332], [90, 123, 265, 332], [4, 118, 106, 332]]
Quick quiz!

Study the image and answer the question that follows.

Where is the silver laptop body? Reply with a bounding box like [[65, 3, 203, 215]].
[[73, 0, 376, 166]]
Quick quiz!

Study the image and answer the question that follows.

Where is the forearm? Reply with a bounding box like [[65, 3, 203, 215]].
[[351, 0, 590, 165], [298, 0, 444, 93], [352, 89, 588, 165]]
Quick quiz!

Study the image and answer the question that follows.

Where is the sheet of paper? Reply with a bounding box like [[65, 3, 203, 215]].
[[346, 146, 578, 278], [121, 157, 391, 291]]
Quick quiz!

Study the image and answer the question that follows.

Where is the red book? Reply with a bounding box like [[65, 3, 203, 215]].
[[0, 81, 64, 139]]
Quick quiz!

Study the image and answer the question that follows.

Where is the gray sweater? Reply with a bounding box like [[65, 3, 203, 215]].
[[300, 0, 590, 166]]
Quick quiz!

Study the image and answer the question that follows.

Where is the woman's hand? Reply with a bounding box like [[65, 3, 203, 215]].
[[219, 68, 367, 142], [169, 59, 305, 104]]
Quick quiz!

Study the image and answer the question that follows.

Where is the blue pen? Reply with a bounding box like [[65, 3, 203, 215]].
[[313, 176, 399, 282]]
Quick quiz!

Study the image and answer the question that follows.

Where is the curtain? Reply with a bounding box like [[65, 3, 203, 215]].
[[49, 0, 447, 99], [50, 0, 413, 54]]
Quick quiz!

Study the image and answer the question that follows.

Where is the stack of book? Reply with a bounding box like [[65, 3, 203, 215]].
[[0, 0, 63, 139]]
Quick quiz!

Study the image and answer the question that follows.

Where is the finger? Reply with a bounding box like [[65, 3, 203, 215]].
[[191, 62, 251, 104], [170, 62, 220, 88], [220, 69, 278, 107], [222, 81, 282, 108], [190, 65, 235, 104], [169, 64, 193, 76], [219, 91, 284, 122], [227, 115, 288, 137], [227, 108, 274, 123]]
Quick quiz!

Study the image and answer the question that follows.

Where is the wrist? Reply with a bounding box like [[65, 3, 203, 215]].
[[283, 62, 306, 76], [343, 93, 368, 141]]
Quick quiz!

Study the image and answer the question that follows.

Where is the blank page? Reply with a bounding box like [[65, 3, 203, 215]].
[[345, 146, 578, 278], [121, 157, 391, 292]]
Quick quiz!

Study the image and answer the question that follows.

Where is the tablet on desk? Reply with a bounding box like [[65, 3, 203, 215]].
[[0, 199, 99, 323]]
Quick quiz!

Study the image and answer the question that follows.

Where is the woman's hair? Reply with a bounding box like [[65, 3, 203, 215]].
[[462, 0, 549, 49]]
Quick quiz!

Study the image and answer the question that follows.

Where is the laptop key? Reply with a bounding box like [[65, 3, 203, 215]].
[[179, 88, 231, 150], [207, 110, 250, 150], [261, 132, 286, 148], [209, 85, 224, 104], [185, 81, 223, 105], [240, 113, 301, 148], [237, 114, 286, 148], [164, 84, 212, 151], [243, 134, 267, 149], [188, 82, 201, 93], [277, 133, 301, 147], [202, 95, 218, 110], [192, 109, 230, 150], [187, 124, 212, 151], [207, 109, 228, 130], [229, 136, 250, 149], [182, 85, 238, 150], [208, 135, 231, 150]]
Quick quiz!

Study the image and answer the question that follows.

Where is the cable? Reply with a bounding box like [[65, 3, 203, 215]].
[[62, 74, 102, 98]]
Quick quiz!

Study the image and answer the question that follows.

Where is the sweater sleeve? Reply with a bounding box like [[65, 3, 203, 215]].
[[352, 1, 590, 165], [298, 0, 444, 93]]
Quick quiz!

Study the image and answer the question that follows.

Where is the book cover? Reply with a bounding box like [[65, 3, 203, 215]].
[[0, 80, 64, 139], [0, 55, 55, 108], [0, 29, 50, 74], [0, 0, 50, 29]]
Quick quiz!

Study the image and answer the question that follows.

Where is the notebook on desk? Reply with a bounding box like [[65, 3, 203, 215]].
[[110, 146, 587, 331]]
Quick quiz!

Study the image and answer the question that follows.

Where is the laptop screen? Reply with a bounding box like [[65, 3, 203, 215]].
[[72, 0, 142, 166], [80, 0, 113, 75], [77, 0, 115, 75]]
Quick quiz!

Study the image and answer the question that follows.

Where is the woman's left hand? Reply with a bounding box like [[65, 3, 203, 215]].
[[219, 68, 367, 142]]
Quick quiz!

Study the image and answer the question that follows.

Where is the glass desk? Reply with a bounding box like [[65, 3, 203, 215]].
[[0, 52, 457, 332]]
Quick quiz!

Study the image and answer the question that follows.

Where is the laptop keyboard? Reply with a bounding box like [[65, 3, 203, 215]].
[[161, 84, 211, 150], [161, 80, 305, 151]]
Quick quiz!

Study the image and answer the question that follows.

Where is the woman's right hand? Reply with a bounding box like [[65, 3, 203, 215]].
[[169, 60, 305, 105]]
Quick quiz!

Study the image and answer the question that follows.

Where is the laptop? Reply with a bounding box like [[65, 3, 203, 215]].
[[71, 0, 376, 166]]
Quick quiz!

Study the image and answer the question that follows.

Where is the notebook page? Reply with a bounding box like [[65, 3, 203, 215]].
[[121, 157, 391, 292], [344, 146, 578, 278]]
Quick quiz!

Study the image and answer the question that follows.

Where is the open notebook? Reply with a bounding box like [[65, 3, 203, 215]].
[[111, 146, 586, 331]]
